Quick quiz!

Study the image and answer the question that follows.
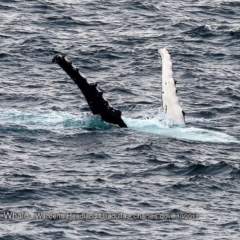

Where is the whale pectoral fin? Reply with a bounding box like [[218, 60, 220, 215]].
[[158, 48, 185, 125], [52, 54, 127, 128]]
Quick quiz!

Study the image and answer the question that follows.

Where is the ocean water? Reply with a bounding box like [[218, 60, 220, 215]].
[[0, 0, 240, 239]]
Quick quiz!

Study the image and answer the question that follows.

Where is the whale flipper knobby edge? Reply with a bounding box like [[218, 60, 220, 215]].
[[158, 47, 185, 125], [52, 54, 127, 128]]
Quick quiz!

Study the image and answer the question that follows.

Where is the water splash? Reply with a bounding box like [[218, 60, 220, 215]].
[[0, 108, 237, 143], [123, 116, 237, 143], [0, 108, 111, 133]]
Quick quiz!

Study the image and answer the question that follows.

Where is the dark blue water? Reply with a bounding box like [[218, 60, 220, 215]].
[[0, 0, 240, 239]]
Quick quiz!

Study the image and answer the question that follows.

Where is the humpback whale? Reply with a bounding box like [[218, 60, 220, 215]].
[[0, 49, 236, 143], [52, 48, 184, 127]]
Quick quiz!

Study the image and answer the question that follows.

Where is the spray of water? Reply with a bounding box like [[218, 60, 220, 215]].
[[0, 108, 237, 143]]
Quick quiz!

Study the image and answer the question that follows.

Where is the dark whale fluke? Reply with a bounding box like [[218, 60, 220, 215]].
[[52, 54, 127, 128]]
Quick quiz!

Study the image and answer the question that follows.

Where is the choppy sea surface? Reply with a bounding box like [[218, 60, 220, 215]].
[[0, 0, 240, 239]]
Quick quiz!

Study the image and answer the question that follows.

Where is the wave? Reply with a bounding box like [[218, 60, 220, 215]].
[[184, 24, 240, 40], [0, 108, 237, 143], [184, 25, 215, 37]]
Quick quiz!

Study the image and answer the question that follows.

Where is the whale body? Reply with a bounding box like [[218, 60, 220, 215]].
[[49, 50, 237, 143], [52, 48, 185, 127], [1, 50, 236, 143]]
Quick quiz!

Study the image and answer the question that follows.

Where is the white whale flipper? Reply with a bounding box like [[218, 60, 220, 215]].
[[158, 48, 185, 125]]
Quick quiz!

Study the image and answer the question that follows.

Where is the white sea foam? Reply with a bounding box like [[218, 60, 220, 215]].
[[123, 116, 237, 143], [0, 108, 237, 143]]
